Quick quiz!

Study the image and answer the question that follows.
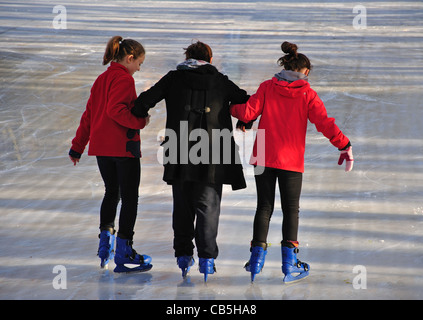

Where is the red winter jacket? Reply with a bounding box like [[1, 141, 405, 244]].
[[230, 76, 349, 173], [71, 62, 147, 158]]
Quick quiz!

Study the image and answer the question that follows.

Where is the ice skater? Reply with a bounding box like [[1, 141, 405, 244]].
[[230, 41, 354, 282], [69, 36, 153, 273], [131, 41, 249, 281]]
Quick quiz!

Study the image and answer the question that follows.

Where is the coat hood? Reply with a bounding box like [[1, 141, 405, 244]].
[[272, 69, 310, 97], [177, 59, 218, 90]]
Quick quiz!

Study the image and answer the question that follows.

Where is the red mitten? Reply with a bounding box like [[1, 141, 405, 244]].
[[338, 146, 354, 172]]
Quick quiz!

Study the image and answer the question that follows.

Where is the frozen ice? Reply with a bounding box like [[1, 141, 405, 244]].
[[1, 0, 423, 300]]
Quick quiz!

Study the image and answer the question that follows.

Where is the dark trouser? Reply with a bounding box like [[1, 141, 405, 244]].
[[172, 181, 223, 259], [96, 156, 140, 240], [252, 166, 303, 248]]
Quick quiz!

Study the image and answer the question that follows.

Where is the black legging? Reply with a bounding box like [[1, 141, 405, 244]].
[[252, 166, 302, 247], [96, 156, 140, 240]]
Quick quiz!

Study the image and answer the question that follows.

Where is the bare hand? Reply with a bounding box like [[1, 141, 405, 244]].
[[145, 114, 151, 126], [69, 155, 80, 166]]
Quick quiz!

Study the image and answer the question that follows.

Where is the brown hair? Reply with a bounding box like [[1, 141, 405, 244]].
[[278, 41, 312, 71], [103, 36, 145, 65], [183, 41, 213, 63]]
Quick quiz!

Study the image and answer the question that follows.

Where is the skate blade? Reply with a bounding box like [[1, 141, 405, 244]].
[[201, 269, 216, 282], [181, 268, 189, 278], [283, 271, 309, 284], [200, 269, 214, 282], [114, 263, 153, 274], [245, 262, 263, 282], [181, 265, 194, 278], [179, 258, 195, 278], [199, 260, 216, 282], [100, 258, 111, 269], [250, 269, 264, 282], [181, 269, 187, 278], [99, 252, 114, 269]]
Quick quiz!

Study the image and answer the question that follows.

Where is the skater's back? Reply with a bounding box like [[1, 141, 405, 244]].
[[131, 41, 249, 281], [230, 41, 354, 283]]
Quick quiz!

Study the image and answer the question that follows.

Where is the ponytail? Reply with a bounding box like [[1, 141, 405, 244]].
[[103, 36, 145, 65], [277, 41, 312, 71]]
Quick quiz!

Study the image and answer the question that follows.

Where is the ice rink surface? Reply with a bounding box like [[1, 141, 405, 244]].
[[1, 0, 423, 301]]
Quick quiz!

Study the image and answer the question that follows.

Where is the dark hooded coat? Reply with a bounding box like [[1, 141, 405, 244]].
[[131, 63, 249, 190]]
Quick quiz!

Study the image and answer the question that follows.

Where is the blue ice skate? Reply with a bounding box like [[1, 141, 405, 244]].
[[199, 258, 216, 282], [177, 256, 195, 278], [114, 237, 152, 273], [281, 245, 310, 283], [245, 246, 267, 282], [98, 229, 115, 269]]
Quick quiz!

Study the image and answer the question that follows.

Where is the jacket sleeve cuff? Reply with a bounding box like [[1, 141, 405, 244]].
[[131, 97, 150, 118], [338, 141, 351, 151], [69, 148, 82, 159], [236, 119, 256, 130]]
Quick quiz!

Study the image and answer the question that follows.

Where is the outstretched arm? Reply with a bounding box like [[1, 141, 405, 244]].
[[230, 81, 267, 123], [308, 92, 353, 171], [132, 73, 172, 118]]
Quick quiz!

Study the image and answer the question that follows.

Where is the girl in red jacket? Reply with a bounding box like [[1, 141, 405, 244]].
[[230, 41, 353, 283], [69, 36, 152, 273]]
